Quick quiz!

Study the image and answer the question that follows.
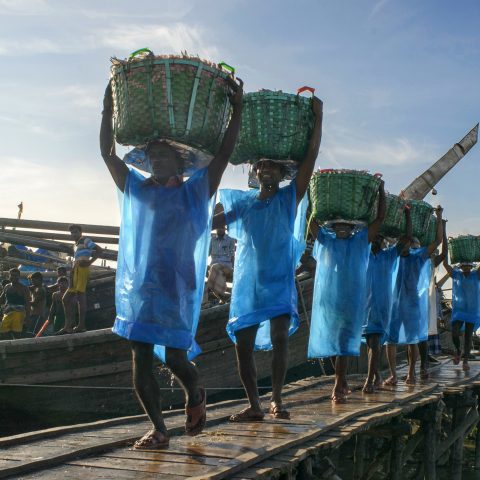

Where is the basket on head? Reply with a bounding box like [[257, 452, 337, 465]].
[[229, 87, 315, 169], [449, 235, 480, 265], [309, 169, 382, 223], [419, 215, 437, 246], [399, 200, 434, 239], [380, 193, 406, 238], [110, 49, 234, 156]]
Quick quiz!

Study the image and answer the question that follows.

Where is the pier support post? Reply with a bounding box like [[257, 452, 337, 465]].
[[353, 434, 366, 480], [421, 402, 439, 480], [473, 382, 480, 471], [447, 390, 467, 480], [389, 419, 404, 480]]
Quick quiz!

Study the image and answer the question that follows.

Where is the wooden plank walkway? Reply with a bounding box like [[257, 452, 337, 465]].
[[0, 358, 479, 479]]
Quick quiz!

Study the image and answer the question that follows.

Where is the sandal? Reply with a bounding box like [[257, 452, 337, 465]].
[[133, 430, 170, 450], [269, 402, 290, 419], [185, 388, 206, 436], [229, 407, 265, 423]]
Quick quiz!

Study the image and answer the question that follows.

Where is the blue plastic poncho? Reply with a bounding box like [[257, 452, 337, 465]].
[[113, 167, 214, 361], [363, 246, 399, 339], [308, 226, 370, 358], [387, 247, 430, 345], [452, 268, 480, 327], [220, 182, 306, 351]]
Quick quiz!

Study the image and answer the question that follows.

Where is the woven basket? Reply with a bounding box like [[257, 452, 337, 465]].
[[111, 50, 233, 154], [419, 215, 437, 246], [380, 194, 406, 238], [398, 200, 433, 239], [229, 88, 315, 166], [449, 235, 480, 264], [309, 170, 382, 222]]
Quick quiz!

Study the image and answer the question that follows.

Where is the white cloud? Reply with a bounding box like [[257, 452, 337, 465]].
[[0, 0, 52, 15], [48, 85, 98, 109], [0, 38, 61, 56]]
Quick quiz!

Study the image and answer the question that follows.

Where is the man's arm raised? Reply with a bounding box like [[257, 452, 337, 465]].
[[368, 180, 386, 243], [100, 83, 128, 193], [442, 219, 453, 277], [295, 96, 323, 205], [208, 78, 243, 197], [427, 206, 443, 256]]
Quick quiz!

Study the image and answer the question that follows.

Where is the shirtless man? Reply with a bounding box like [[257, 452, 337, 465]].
[[27, 272, 47, 336], [48, 276, 69, 333]]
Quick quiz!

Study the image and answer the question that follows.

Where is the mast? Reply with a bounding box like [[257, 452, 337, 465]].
[[402, 124, 478, 200]]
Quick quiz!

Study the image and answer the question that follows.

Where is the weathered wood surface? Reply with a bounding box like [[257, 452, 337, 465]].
[[3, 359, 479, 480]]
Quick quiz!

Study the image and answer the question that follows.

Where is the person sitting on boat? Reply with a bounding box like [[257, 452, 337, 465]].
[[100, 77, 243, 448], [206, 224, 236, 300], [384, 206, 443, 386], [213, 96, 323, 422], [27, 272, 47, 336], [0, 268, 30, 339], [308, 181, 386, 404], [59, 225, 102, 334], [442, 230, 480, 372], [47, 276, 69, 333], [362, 207, 410, 394]]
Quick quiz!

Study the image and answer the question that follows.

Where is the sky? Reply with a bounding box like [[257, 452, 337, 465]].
[[0, 0, 479, 239]]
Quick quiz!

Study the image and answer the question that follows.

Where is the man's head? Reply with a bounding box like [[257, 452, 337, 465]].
[[69, 224, 82, 241], [8, 268, 20, 284], [57, 276, 69, 292], [333, 222, 355, 240], [254, 160, 285, 190], [216, 227, 225, 237], [57, 266, 67, 277], [29, 271, 43, 287], [147, 140, 184, 181], [460, 263, 473, 274]]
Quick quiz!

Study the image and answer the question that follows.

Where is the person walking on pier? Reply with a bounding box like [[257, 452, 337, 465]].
[[362, 207, 411, 393], [442, 227, 480, 372], [101, 77, 243, 448], [214, 96, 323, 421], [384, 206, 443, 385], [308, 182, 386, 403]]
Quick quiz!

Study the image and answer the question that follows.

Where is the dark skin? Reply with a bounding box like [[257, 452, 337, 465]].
[[384, 206, 443, 386], [212, 96, 323, 419], [0, 270, 30, 339], [442, 222, 480, 371], [101, 76, 243, 442]]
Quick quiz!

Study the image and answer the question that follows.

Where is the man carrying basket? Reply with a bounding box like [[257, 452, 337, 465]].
[[101, 74, 243, 448]]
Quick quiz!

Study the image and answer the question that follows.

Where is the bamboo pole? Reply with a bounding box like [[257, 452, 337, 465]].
[[0, 229, 119, 244]]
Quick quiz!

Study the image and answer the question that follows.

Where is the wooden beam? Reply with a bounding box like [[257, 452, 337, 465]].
[[0, 218, 119, 235], [1, 229, 119, 244]]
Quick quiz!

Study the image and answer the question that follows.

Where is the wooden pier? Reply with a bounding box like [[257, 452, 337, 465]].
[[1, 358, 479, 479]]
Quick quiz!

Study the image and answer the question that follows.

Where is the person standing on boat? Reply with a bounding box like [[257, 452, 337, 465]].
[[383, 206, 443, 386], [362, 207, 411, 394], [101, 77, 243, 448], [47, 276, 69, 333], [27, 272, 47, 336], [0, 268, 30, 339], [60, 225, 102, 334], [213, 96, 323, 421], [442, 229, 480, 372], [308, 182, 386, 403]]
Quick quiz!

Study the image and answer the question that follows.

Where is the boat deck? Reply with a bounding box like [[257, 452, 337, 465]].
[[1, 358, 479, 479]]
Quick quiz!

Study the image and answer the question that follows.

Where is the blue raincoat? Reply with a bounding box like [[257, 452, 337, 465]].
[[387, 247, 430, 345], [113, 167, 214, 361], [220, 182, 307, 351], [451, 268, 480, 327], [363, 246, 399, 339], [308, 226, 370, 358]]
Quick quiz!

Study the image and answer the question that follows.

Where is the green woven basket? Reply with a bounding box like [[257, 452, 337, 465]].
[[419, 215, 437, 246], [398, 200, 433, 239], [229, 87, 315, 166], [380, 193, 406, 238], [111, 50, 233, 154], [309, 170, 382, 222], [449, 235, 480, 264]]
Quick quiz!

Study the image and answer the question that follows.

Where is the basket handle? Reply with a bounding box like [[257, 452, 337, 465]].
[[297, 86, 315, 96], [218, 62, 235, 75], [129, 48, 153, 59]]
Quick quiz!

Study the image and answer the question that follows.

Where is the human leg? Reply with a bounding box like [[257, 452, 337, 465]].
[[270, 314, 290, 418], [332, 356, 349, 403], [452, 321, 462, 364], [131, 340, 169, 448], [418, 340, 429, 379], [74, 292, 87, 332], [406, 344, 418, 384], [463, 322, 474, 371], [60, 290, 76, 333], [363, 334, 382, 393], [383, 344, 398, 385]]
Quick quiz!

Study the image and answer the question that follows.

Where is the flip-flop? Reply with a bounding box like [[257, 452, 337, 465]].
[[133, 430, 170, 450], [185, 388, 206, 436], [229, 407, 265, 423], [269, 403, 290, 419]]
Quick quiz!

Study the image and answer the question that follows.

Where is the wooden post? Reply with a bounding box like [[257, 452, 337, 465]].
[[353, 434, 367, 479], [422, 403, 438, 480], [389, 422, 404, 480], [449, 392, 467, 480], [473, 382, 480, 471]]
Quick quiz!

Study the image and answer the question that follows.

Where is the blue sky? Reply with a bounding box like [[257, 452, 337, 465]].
[[0, 0, 478, 238]]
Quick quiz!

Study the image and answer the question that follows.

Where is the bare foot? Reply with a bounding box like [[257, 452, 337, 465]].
[[331, 387, 347, 404], [383, 376, 398, 386], [373, 374, 383, 387], [134, 430, 169, 450], [362, 381, 374, 394], [453, 352, 461, 365], [405, 375, 416, 385], [229, 406, 264, 422], [462, 361, 470, 372], [420, 369, 429, 380]]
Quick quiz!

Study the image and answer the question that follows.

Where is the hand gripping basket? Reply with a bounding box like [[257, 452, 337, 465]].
[[110, 49, 234, 154], [380, 193, 406, 238], [309, 169, 382, 223], [419, 215, 437, 246], [449, 235, 480, 264], [229, 87, 315, 166]]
